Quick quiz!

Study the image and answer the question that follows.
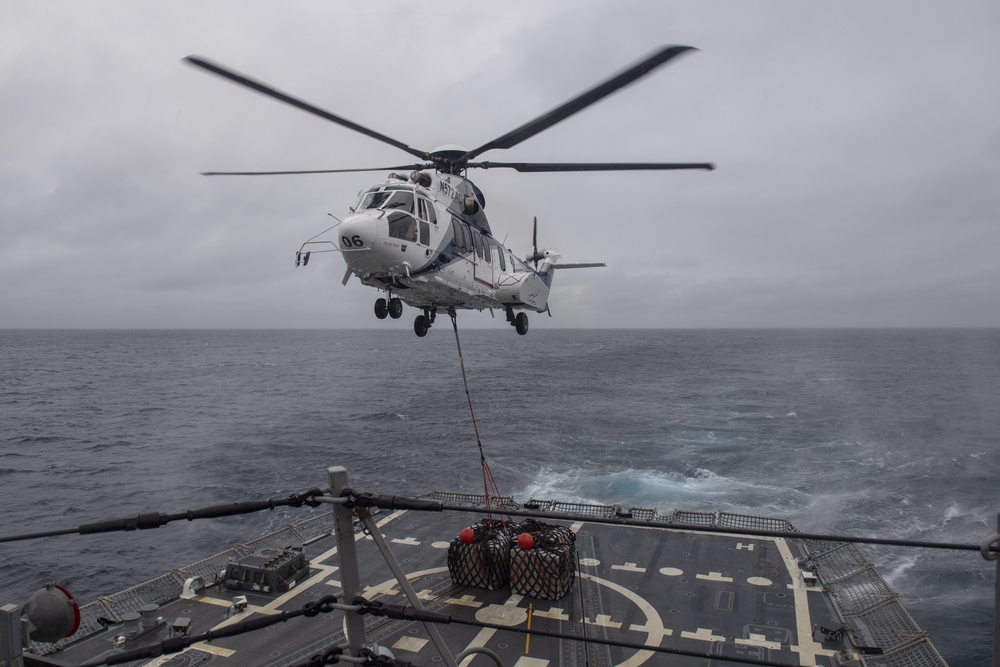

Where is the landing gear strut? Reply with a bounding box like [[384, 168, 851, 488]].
[[505, 306, 529, 335], [414, 307, 437, 337]]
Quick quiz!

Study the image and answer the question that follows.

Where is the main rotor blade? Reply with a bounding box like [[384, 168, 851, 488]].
[[471, 161, 715, 172], [463, 45, 697, 161], [200, 164, 430, 176], [184, 56, 430, 162]]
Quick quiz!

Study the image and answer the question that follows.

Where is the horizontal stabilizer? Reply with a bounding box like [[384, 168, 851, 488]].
[[552, 262, 606, 269]]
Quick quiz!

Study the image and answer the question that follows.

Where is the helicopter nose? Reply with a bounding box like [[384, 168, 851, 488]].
[[339, 213, 378, 250]]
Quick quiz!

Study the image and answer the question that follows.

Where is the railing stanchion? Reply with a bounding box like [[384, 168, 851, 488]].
[[327, 466, 368, 658]]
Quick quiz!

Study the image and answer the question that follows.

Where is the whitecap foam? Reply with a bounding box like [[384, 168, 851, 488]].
[[882, 552, 920, 588], [513, 465, 811, 517], [943, 502, 964, 523]]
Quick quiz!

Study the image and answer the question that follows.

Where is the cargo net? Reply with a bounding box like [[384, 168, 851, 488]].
[[447, 518, 577, 600], [447, 519, 511, 590], [509, 519, 577, 600]]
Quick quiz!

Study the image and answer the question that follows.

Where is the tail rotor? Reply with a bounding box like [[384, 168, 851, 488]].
[[529, 216, 546, 268]]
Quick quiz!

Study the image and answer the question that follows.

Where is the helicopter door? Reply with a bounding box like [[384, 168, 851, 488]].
[[415, 197, 434, 248]]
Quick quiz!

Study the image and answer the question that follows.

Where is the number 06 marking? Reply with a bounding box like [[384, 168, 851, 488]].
[[341, 235, 364, 248]]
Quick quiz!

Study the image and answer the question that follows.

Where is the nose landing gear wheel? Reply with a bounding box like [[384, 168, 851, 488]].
[[388, 297, 403, 319], [414, 314, 429, 337], [514, 312, 529, 335], [374, 298, 388, 320]]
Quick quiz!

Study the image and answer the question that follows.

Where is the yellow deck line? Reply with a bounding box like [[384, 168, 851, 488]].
[[772, 537, 836, 666]]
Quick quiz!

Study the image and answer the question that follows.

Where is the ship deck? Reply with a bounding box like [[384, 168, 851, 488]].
[[28, 488, 947, 667]]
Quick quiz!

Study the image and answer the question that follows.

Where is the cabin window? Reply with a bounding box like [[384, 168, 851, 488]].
[[461, 222, 473, 253], [417, 197, 437, 224], [419, 221, 429, 245], [496, 242, 506, 271], [451, 218, 464, 250], [387, 213, 418, 242], [472, 230, 484, 260], [451, 216, 475, 253], [482, 235, 492, 263], [511, 252, 529, 272]]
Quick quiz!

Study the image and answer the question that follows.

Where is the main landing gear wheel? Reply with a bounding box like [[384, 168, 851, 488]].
[[414, 308, 436, 337], [374, 298, 388, 320], [515, 312, 529, 335], [414, 315, 429, 337], [388, 297, 403, 319]]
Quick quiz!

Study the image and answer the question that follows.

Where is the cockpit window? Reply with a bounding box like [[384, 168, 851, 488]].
[[359, 189, 414, 213], [359, 190, 391, 210], [383, 191, 414, 212]]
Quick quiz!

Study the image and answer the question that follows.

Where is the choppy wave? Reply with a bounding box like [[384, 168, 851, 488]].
[[514, 465, 812, 518], [0, 328, 997, 666]]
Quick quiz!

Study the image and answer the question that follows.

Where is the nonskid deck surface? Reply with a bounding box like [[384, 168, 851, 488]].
[[344, 511, 845, 666], [44, 502, 861, 667]]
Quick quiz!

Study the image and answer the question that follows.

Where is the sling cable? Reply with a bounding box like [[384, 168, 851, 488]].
[[448, 308, 508, 524]]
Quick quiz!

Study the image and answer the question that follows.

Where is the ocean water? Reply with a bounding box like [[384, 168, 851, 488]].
[[1, 328, 997, 664]]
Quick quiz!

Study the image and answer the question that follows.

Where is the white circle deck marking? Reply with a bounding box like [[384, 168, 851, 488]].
[[747, 577, 773, 586], [365, 565, 669, 666], [659, 567, 684, 576], [580, 572, 668, 667], [579, 558, 601, 567]]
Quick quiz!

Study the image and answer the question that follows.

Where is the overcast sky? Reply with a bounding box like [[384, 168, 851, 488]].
[[2, 1, 997, 329]]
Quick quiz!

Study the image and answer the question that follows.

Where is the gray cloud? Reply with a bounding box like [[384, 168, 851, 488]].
[[2, 0, 997, 329]]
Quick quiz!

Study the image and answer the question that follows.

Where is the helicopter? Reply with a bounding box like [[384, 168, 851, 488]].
[[184, 45, 714, 337]]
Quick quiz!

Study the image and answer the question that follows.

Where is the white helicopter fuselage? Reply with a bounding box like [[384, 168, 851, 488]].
[[334, 170, 551, 314], [188, 45, 707, 335]]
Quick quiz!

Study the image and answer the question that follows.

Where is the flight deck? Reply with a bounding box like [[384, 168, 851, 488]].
[[20, 482, 947, 667]]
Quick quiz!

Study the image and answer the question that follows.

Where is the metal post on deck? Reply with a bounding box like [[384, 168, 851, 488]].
[[327, 466, 368, 659], [358, 511, 459, 667], [0, 604, 24, 667]]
